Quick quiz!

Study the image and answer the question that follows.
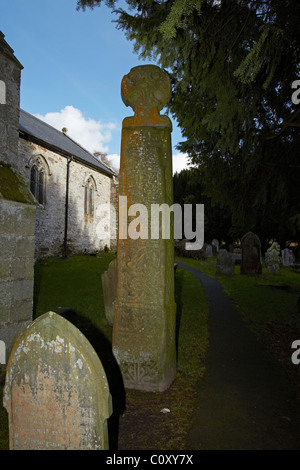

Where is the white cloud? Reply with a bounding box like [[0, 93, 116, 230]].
[[105, 153, 120, 172], [34, 106, 190, 176], [172, 152, 190, 174], [35, 105, 116, 154]]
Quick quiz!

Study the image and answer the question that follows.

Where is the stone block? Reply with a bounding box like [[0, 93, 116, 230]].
[[0, 234, 16, 256], [0, 301, 10, 323], [0, 257, 11, 279], [15, 236, 35, 259], [12, 279, 34, 303], [0, 280, 14, 305], [10, 258, 34, 280], [10, 299, 33, 323]]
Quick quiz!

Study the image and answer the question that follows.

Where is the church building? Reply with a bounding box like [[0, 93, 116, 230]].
[[0, 31, 118, 258]]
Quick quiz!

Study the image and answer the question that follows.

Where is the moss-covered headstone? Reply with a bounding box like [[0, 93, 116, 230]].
[[112, 65, 177, 392], [3, 312, 112, 450]]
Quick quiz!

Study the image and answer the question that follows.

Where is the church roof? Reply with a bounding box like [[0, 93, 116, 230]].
[[19, 109, 115, 177]]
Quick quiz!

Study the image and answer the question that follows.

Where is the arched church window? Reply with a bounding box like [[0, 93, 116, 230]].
[[84, 176, 96, 216], [28, 155, 49, 205], [30, 166, 45, 204]]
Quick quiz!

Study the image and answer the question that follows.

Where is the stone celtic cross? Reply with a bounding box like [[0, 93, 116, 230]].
[[112, 65, 177, 392]]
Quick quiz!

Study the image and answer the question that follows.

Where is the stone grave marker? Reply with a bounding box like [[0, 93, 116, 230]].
[[266, 242, 281, 275], [216, 249, 235, 275], [240, 232, 262, 275], [3, 311, 112, 450], [211, 239, 219, 255], [205, 243, 214, 258], [101, 258, 117, 325], [113, 65, 177, 392], [281, 248, 295, 267]]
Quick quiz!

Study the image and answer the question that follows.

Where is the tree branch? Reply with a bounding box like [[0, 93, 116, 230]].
[[265, 108, 300, 140]]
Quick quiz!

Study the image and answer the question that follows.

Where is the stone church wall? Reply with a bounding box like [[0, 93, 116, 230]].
[[17, 138, 116, 257]]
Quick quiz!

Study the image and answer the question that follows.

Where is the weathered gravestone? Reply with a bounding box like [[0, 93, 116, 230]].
[[216, 249, 235, 275], [240, 232, 262, 275], [211, 239, 219, 255], [266, 242, 281, 275], [112, 65, 177, 392], [205, 243, 214, 258], [281, 248, 295, 267], [101, 258, 117, 325], [3, 311, 112, 450]]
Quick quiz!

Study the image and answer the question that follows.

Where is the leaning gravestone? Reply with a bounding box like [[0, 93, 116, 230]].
[[241, 232, 262, 275], [101, 259, 117, 325], [113, 65, 177, 392], [3, 312, 112, 450], [216, 249, 235, 275]]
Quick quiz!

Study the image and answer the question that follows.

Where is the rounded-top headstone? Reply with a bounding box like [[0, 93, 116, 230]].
[[240, 231, 262, 275], [3, 311, 112, 450]]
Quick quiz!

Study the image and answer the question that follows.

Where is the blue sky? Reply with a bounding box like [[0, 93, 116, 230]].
[[1, 0, 189, 173]]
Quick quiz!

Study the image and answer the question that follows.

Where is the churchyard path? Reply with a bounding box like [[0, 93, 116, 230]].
[[177, 261, 300, 450]]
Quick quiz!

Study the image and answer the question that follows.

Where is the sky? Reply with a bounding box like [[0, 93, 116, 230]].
[[1, 0, 189, 173]]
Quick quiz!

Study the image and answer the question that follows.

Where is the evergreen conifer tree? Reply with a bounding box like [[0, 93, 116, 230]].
[[77, 0, 300, 240]]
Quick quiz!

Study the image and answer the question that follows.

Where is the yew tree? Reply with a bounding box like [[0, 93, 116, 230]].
[[77, 0, 300, 241]]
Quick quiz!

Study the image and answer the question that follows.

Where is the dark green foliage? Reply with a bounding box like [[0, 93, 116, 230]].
[[173, 167, 233, 242], [76, 0, 300, 240], [76, 0, 116, 10]]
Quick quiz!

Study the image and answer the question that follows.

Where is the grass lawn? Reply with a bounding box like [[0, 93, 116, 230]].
[[33, 252, 116, 339], [2, 251, 299, 449], [0, 252, 209, 450], [176, 256, 300, 335]]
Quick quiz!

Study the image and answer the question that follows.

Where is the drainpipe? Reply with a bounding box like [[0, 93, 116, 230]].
[[63, 156, 73, 258]]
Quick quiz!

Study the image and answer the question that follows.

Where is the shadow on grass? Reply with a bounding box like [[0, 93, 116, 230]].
[[32, 260, 44, 319], [175, 267, 184, 361], [59, 309, 125, 451]]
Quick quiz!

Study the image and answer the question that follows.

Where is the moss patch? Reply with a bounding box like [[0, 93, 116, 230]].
[[0, 163, 37, 205]]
